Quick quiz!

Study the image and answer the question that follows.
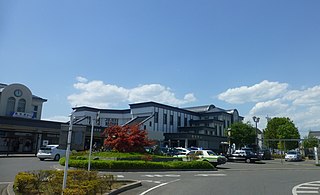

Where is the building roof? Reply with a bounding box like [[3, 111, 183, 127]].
[[73, 106, 131, 114], [129, 101, 199, 115], [309, 131, 320, 137], [124, 116, 149, 126], [0, 83, 47, 102]]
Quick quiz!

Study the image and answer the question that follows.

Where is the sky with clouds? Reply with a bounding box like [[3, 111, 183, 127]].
[[1, 0, 320, 137]]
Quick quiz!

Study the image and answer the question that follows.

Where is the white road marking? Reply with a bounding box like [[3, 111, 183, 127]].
[[298, 187, 319, 190], [195, 173, 226, 177], [0, 182, 12, 184], [116, 175, 124, 178], [292, 180, 320, 195], [164, 174, 180, 177], [142, 174, 180, 178], [139, 179, 180, 195]]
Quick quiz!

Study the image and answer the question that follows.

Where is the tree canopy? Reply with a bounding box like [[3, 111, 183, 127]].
[[229, 122, 256, 149], [302, 134, 319, 149], [264, 117, 300, 150], [102, 125, 153, 153]]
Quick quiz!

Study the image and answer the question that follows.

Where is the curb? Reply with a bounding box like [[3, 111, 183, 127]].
[[106, 180, 142, 195]]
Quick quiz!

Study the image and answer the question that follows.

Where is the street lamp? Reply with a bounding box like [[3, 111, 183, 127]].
[[227, 128, 232, 155], [62, 110, 75, 191], [252, 116, 260, 149], [88, 111, 100, 172]]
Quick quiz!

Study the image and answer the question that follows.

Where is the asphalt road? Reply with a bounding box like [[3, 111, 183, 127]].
[[1, 157, 320, 195]]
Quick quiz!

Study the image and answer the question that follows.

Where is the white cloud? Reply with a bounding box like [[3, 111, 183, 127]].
[[67, 77, 197, 108], [76, 76, 88, 83], [218, 81, 320, 137], [218, 80, 288, 104]]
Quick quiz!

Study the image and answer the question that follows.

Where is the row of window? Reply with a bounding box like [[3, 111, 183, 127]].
[[5, 97, 38, 118], [154, 112, 189, 126]]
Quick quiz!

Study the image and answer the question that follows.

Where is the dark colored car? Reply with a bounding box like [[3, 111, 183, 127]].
[[259, 149, 272, 160], [227, 149, 261, 163]]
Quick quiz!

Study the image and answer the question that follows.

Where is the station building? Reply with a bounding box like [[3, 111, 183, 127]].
[[0, 83, 85, 155], [73, 102, 244, 152], [0, 82, 243, 154]]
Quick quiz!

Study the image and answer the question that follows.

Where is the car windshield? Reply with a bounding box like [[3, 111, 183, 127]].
[[207, 150, 217, 156], [287, 151, 297, 154]]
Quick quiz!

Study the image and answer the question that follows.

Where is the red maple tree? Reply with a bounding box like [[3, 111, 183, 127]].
[[102, 125, 153, 153]]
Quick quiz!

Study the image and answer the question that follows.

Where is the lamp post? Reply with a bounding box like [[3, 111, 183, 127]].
[[88, 111, 100, 172], [227, 128, 231, 155], [252, 116, 260, 149], [62, 110, 75, 191]]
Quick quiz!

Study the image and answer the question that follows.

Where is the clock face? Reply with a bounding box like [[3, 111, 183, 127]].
[[14, 89, 23, 97]]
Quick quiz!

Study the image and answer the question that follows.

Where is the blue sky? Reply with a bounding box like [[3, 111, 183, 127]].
[[1, 1, 320, 137]]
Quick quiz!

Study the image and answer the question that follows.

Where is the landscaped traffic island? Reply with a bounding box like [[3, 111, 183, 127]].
[[59, 151, 216, 170]]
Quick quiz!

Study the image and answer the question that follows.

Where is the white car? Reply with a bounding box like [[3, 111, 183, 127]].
[[186, 150, 227, 167], [37, 145, 66, 161], [285, 151, 302, 161], [172, 147, 190, 157]]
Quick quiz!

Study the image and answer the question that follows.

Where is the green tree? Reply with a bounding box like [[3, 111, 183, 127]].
[[302, 134, 319, 149], [264, 117, 300, 150], [229, 122, 256, 149]]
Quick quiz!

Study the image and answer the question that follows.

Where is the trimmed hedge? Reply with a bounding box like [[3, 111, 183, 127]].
[[60, 158, 214, 170]]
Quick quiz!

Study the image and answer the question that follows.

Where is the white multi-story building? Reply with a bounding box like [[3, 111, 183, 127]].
[[74, 101, 243, 152]]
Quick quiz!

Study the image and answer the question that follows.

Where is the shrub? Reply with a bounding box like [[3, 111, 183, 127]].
[[14, 170, 116, 195], [14, 172, 35, 193], [60, 158, 215, 170]]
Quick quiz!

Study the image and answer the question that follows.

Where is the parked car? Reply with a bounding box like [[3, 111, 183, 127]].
[[186, 150, 227, 167], [227, 149, 261, 163], [259, 149, 272, 160], [172, 147, 190, 157], [37, 145, 67, 161], [285, 151, 302, 161]]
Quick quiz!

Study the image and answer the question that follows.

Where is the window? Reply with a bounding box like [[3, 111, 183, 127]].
[[163, 113, 167, 124], [154, 112, 158, 123], [6, 97, 15, 116], [105, 118, 118, 126], [177, 116, 181, 127], [17, 99, 26, 112], [170, 115, 173, 125], [184, 116, 188, 126], [33, 105, 38, 118], [149, 121, 152, 127]]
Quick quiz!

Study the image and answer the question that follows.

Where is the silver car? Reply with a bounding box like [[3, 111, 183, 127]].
[[37, 145, 66, 161], [285, 151, 302, 161]]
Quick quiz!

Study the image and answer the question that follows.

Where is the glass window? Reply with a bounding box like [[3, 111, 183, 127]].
[[184, 116, 188, 126], [6, 97, 16, 116], [170, 115, 173, 125], [163, 113, 167, 124], [154, 112, 158, 123], [17, 99, 26, 112], [33, 105, 38, 118], [177, 116, 181, 127]]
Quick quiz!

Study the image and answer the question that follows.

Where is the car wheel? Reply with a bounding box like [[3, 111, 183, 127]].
[[245, 158, 251, 163], [39, 158, 45, 161], [54, 154, 60, 161]]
